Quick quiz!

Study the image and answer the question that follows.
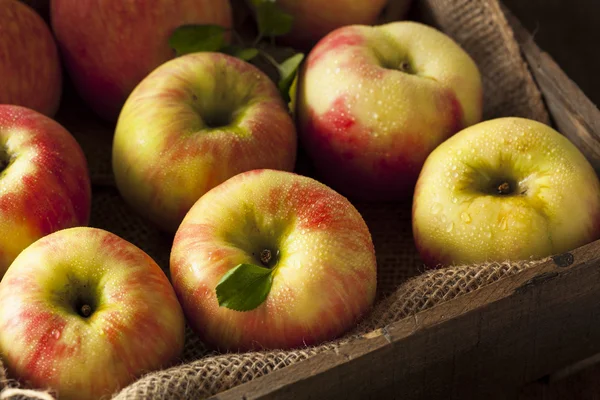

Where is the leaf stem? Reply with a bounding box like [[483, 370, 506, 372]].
[[259, 49, 283, 74], [252, 33, 264, 48]]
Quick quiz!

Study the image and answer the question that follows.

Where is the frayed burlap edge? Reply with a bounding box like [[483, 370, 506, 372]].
[[111, 258, 547, 400]]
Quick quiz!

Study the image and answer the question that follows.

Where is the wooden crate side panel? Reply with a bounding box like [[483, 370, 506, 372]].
[[213, 240, 600, 400], [503, 7, 600, 173]]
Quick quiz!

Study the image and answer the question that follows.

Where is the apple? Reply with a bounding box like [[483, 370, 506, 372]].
[[0, 0, 61, 116], [0, 105, 91, 279], [412, 117, 600, 267], [50, 0, 233, 122], [296, 21, 483, 201], [170, 169, 377, 351], [251, 0, 409, 49], [112, 52, 297, 233], [0, 226, 186, 400]]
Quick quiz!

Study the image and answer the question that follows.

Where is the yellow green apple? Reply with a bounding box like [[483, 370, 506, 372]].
[[412, 117, 600, 267], [112, 52, 297, 233], [170, 169, 377, 351], [296, 21, 482, 201], [0, 227, 186, 400]]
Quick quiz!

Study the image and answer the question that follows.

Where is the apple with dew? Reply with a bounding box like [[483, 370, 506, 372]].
[[170, 169, 377, 351], [0, 227, 186, 400], [0, 104, 91, 279], [112, 52, 297, 233], [412, 117, 600, 267], [296, 21, 483, 201], [50, 0, 233, 121], [272, 0, 412, 49], [0, 0, 61, 116]]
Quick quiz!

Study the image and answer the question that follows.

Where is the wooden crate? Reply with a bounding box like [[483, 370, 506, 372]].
[[210, 6, 600, 400]]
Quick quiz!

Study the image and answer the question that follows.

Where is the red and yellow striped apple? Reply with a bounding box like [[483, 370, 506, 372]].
[[50, 0, 232, 121], [412, 117, 600, 267], [170, 169, 377, 351], [296, 21, 483, 201], [112, 52, 297, 233], [0, 105, 91, 278], [0, 227, 186, 400], [0, 0, 62, 116]]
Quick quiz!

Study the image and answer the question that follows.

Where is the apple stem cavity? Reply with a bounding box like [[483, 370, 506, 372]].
[[399, 61, 411, 73], [79, 304, 92, 318], [497, 181, 512, 195], [260, 249, 272, 266]]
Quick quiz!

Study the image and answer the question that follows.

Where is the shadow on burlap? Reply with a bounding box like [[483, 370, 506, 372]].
[[0, 0, 553, 398]]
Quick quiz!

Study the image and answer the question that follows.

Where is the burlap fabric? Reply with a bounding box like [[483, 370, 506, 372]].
[[1, 0, 553, 398]]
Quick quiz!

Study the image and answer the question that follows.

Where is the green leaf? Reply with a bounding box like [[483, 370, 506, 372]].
[[223, 46, 260, 61], [169, 25, 227, 56], [255, 1, 294, 38], [277, 53, 304, 103], [215, 263, 274, 311]]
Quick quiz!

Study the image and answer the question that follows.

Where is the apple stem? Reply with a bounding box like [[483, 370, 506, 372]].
[[81, 304, 92, 318], [260, 249, 272, 266], [498, 182, 511, 195]]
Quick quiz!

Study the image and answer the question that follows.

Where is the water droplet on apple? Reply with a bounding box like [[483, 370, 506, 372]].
[[446, 222, 454, 232], [460, 212, 471, 223], [485, 231, 492, 238], [335, 68, 340, 74], [445, 171, 451, 177], [526, 154, 532, 160], [452, 172, 458, 178], [430, 203, 442, 214], [451, 165, 457, 171], [457, 149, 462, 155], [452, 197, 458, 204], [51, 329, 60, 339]]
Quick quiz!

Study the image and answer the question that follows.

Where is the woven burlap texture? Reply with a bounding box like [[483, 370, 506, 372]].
[[0, 0, 553, 398]]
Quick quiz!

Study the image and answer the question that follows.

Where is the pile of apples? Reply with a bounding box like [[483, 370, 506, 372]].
[[2, 0, 600, 399]]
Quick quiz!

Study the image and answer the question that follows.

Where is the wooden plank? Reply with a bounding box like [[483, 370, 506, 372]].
[[212, 239, 600, 400], [502, 6, 600, 173]]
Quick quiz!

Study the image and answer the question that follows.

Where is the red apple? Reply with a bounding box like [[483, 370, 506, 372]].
[[170, 169, 377, 351], [275, 0, 405, 49], [112, 52, 297, 233], [0, 227, 186, 400], [296, 21, 483, 201], [0, 0, 61, 116], [0, 105, 91, 278], [50, 0, 233, 121]]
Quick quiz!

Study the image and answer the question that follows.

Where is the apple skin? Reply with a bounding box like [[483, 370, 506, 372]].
[[412, 117, 600, 267], [112, 52, 297, 233], [0, 227, 186, 400], [0, 0, 61, 116], [0, 105, 91, 278], [50, 0, 233, 122], [296, 21, 483, 201], [170, 169, 377, 351], [273, 0, 398, 49]]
